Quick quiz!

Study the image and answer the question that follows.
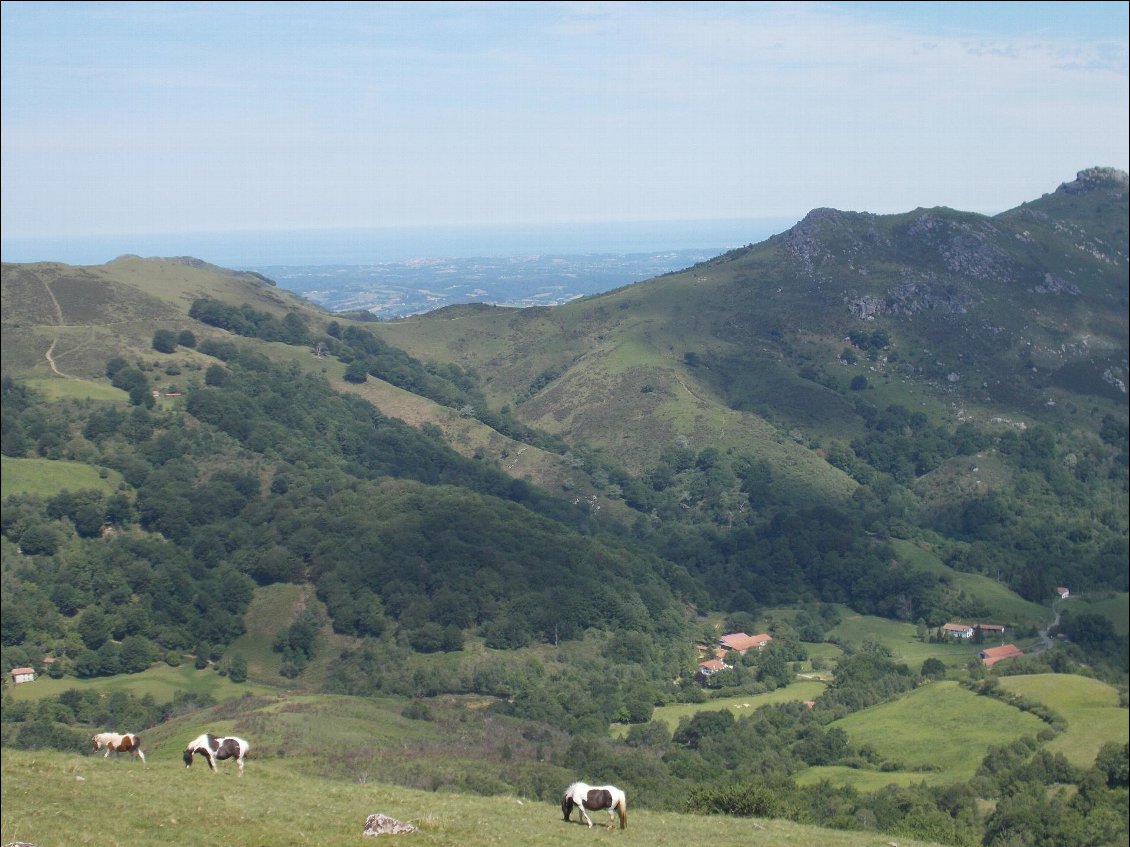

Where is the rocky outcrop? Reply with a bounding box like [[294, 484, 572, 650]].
[[1056, 167, 1129, 194], [1032, 273, 1080, 296], [847, 274, 978, 318], [772, 207, 885, 273], [906, 213, 1015, 282]]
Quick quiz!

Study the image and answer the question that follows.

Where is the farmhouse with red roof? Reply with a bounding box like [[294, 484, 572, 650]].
[[979, 644, 1024, 666], [719, 632, 773, 653]]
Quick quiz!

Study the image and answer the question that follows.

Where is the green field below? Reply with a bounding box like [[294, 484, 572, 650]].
[[1, 455, 123, 499], [23, 376, 127, 403], [827, 613, 988, 670], [6, 662, 277, 705], [610, 681, 828, 738], [825, 680, 1048, 784], [796, 765, 952, 791], [997, 673, 1129, 768], [0, 748, 951, 847]]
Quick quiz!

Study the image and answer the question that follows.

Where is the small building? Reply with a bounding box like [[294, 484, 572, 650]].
[[697, 659, 731, 676], [941, 623, 975, 639], [979, 644, 1024, 667], [719, 632, 773, 653], [1055, 586, 1070, 599], [10, 667, 36, 685], [976, 624, 1006, 636]]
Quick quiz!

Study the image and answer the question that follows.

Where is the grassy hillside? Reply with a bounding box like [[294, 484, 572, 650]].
[[370, 171, 1128, 479], [1, 456, 123, 499], [0, 749, 951, 847], [372, 282, 862, 502], [1, 257, 328, 382], [2, 174, 1126, 847], [4, 663, 277, 705], [610, 681, 828, 738], [1071, 593, 1130, 637], [889, 540, 1051, 630], [997, 673, 1129, 768], [824, 681, 1049, 783], [826, 613, 986, 670]]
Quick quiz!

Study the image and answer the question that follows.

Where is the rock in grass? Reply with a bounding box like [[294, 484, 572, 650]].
[[362, 813, 418, 836]]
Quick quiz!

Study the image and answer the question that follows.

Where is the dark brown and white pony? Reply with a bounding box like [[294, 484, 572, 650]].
[[183, 733, 250, 775], [91, 732, 146, 763], [562, 781, 627, 829]]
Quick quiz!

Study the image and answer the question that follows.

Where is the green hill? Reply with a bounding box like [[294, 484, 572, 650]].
[[2, 171, 1127, 847], [997, 673, 1129, 768], [0, 749, 952, 847]]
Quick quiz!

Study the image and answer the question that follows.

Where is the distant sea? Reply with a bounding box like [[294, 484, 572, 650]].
[[0, 218, 797, 269]]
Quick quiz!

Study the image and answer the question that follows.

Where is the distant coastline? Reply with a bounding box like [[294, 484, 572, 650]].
[[0, 218, 796, 268]]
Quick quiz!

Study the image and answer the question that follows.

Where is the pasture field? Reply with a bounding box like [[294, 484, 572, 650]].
[[227, 583, 333, 686], [997, 674, 1129, 768], [0, 749, 951, 847], [799, 641, 844, 660], [826, 613, 986, 669], [609, 681, 828, 738], [5, 663, 277, 705], [826, 681, 1048, 784], [1, 455, 123, 499], [23, 376, 126, 403], [795, 765, 950, 791]]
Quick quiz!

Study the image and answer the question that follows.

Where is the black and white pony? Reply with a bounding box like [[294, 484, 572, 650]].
[[183, 733, 250, 775], [562, 781, 628, 829]]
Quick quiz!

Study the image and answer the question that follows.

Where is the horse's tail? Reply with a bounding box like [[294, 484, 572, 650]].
[[132, 735, 146, 763], [617, 790, 627, 829]]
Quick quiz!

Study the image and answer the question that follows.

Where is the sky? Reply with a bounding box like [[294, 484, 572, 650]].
[[2, 1, 1128, 251]]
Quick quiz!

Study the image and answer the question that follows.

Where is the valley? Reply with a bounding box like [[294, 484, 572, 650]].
[[2, 169, 1127, 847]]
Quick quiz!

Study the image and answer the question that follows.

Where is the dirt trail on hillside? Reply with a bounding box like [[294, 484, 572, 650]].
[[44, 339, 67, 377], [39, 276, 71, 377]]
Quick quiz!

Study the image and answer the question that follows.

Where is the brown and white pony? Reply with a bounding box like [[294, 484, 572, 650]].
[[91, 732, 146, 763], [183, 733, 250, 775], [562, 781, 627, 829]]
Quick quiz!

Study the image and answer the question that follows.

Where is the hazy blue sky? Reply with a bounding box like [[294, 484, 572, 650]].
[[2, 1, 1127, 241]]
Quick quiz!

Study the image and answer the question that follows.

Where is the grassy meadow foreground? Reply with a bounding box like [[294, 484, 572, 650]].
[[1, 749, 950, 847]]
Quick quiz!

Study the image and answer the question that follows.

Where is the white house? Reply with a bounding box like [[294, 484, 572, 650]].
[[942, 623, 975, 639]]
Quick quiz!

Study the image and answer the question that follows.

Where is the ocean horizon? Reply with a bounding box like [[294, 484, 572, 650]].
[[0, 218, 797, 269]]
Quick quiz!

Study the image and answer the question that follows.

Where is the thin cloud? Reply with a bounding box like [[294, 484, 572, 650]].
[[1, 1, 1126, 240]]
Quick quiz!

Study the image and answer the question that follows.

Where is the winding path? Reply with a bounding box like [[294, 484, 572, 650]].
[[38, 275, 70, 377], [1032, 600, 1063, 655]]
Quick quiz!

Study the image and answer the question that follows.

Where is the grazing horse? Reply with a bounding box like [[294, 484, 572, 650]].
[[91, 732, 146, 763], [562, 781, 628, 829], [183, 733, 250, 775]]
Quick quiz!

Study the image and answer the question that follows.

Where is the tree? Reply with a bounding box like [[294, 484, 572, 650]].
[[344, 360, 369, 384], [921, 657, 946, 678], [226, 653, 248, 683], [152, 329, 178, 353], [17, 523, 62, 556], [76, 608, 111, 650], [119, 635, 155, 673]]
